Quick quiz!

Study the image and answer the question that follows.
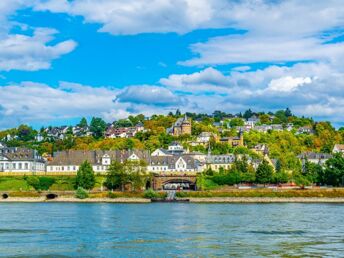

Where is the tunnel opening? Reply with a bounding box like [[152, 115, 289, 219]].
[[2, 193, 8, 199], [46, 193, 58, 200]]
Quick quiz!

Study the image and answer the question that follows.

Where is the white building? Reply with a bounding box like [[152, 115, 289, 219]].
[[47, 150, 149, 173], [297, 152, 332, 166], [0, 145, 45, 173], [333, 144, 344, 154], [148, 155, 202, 174]]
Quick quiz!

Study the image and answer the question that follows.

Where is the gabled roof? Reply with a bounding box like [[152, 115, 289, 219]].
[[297, 152, 332, 160], [206, 154, 235, 164], [0, 147, 43, 162], [48, 150, 150, 166], [150, 155, 200, 169]]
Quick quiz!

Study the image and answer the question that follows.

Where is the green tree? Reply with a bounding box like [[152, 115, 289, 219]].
[[243, 109, 253, 120], [275, 110, 288, 123], [294, 174, 311, 189], [324, 153, 344, 186], [17, 124, 36, 141], [273, 170, 289, 184], [90, 117, 107, 139], [125, 160, 147, 191], [76, 161, 96, 190], [259, 114, 271, 124], [229, 118, 244, 127], [104, 161, 126, 191], [79, 117, 88, 128], [285, 108, 293, 117], [255, 159, 274, 185], [303, 160, 323, 184]]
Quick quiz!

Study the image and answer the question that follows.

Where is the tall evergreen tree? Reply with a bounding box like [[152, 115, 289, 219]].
[[79, 117, 88, 128], [256, 160, 274, 185], [76, 161, 96, 190]]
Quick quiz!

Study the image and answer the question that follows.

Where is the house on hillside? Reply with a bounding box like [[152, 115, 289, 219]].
[[251, 144, 269, 156], [151, 142, 186, 157], [245, 115, 260, 127], [205, 154, 235, 171], [333, 144, 344, 154], [105, 123, 144, 138], [219, 131, 244, 147], [297, 152, 332, 166], [190, 132, 218, 146], [297, 126, 314, 135]]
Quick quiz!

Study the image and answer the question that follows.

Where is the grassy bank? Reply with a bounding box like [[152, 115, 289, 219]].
[[0, 176, 108, 192], [176, 188, 344, 198]]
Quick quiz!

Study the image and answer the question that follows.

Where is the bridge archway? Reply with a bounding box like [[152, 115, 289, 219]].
[[162, 179, 196, 190], [153, 175, 197, 191]]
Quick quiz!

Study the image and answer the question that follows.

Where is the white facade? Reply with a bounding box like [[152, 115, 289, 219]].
[[0, 158, 45, 173], [0, 146, 46, 173], [168, 143, 184, 152], [47, 151, 144, 173], [148, 156, 201, 174], [333, 144, 344, 153]]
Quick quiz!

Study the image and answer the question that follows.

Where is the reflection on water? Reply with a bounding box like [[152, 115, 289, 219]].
[[0, 203, 344, 257]]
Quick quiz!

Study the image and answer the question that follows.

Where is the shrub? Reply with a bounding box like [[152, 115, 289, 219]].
[[37, 177, 55, 190], [175, 191, 188, 198], [106, 191, 146, 198], [143, 188, 159, 198], [75, 187, 89, 199], [143, 189, 166, 199], [24, 176, 55, 191], [25, 176, 41, 190]]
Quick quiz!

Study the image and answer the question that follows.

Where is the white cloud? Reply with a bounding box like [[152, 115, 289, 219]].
[[0, 81, 120, 128], [267, 76, 312, 92], [181, 36, 344, 66], [34, 0, 236, 35], [115, 85, 184, 106], [160, 67, 232, 93], [0, 28, 77, 71], [0, 1, 78, 71]]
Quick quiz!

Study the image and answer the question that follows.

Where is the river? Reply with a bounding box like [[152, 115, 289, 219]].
[[0, 203, 343, 257]]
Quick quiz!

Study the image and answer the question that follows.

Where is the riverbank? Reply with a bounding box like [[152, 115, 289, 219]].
[[0, 197, 150, 203], [2, 197, 344, 203]]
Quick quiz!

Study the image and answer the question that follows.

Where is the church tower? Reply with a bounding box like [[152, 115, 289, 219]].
[[181, 114, 192, 135]]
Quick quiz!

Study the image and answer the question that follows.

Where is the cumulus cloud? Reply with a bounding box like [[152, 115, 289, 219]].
[[34, 0, 235, 35], [0, 28, 77, 71], [267, 76, 312, 92], [182, 36, 344, 66], [176, 0, 344, 67], [160, 67, 232, 93], [0, 1, 78, 72], [0, 81, 119, 128], [115, 85, 184, 106], [0, 82, 185, 129]]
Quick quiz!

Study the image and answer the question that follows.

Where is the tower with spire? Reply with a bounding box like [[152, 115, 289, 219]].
[[167, 113, 192, 136]]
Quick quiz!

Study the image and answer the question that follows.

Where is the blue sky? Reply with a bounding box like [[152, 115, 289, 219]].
[[1, 0, 344, 129]]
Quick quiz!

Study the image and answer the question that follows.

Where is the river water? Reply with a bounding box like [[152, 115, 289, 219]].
[[0, 203, 343, 257]]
